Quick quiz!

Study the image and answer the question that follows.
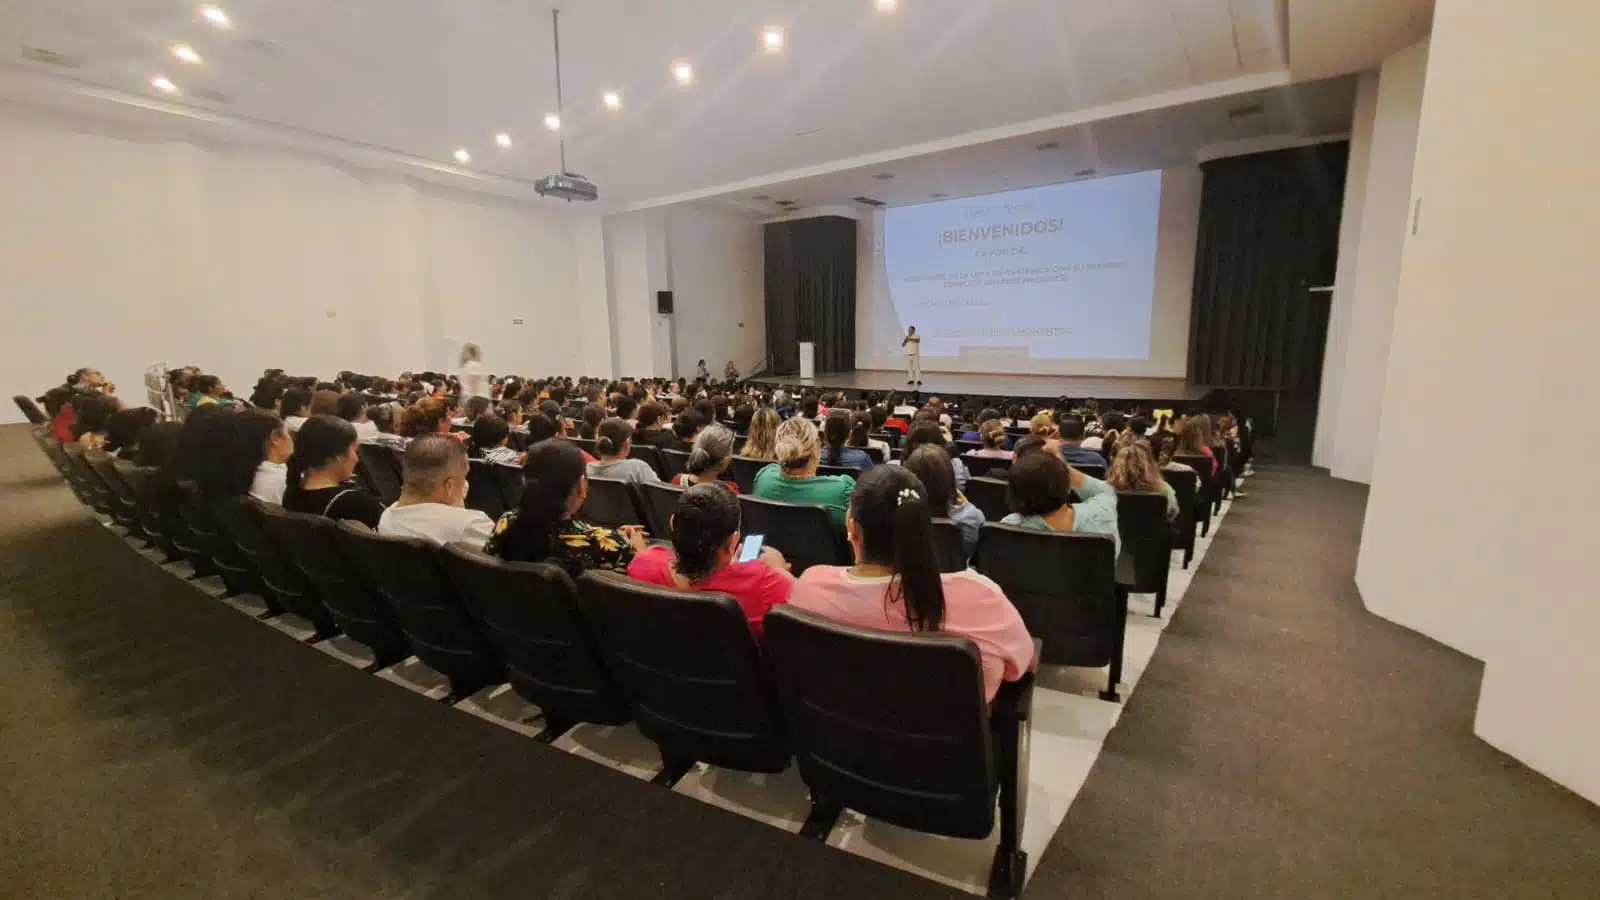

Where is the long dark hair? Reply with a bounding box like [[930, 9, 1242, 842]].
[[497, 440, 587, 563], [847, 411, 872, 448], [280, 388, 311, 419], [236, 409, 284, 469], [469, 416, 510, 459], [822, 411, 850, 464], [595, 417, 633, 459], [672, 483, 741, 581], [167, 405, 256, 501], [849, 466, 945, 632], [284, 415, 357, 506], [900, 445, 956, 518]]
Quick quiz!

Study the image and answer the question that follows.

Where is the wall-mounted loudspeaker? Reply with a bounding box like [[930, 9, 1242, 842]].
[[656, 290, 674, 315]]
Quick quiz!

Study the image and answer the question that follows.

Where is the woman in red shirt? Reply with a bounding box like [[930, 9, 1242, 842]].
[[626, 483, 795, 638]]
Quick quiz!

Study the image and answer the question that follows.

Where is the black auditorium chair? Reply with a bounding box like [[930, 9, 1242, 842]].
[[335, 523, 505, 703], [1074, 463, 1106, 481], [764, 607, 1034, 900], [861, 446, 886, 465], [13, 395, 46, 425], [140, 473, 215, 577], [816, 463, 860, 480], [729, 456, 767, 495], [356, 443, 405, 506], [213, 496, 339, 640], [628, 444, 667, 480], [438, 544, 628, 739], [1161, 468, 1199, 568], [738, 496, 845, 575], [465, 459, 520, 521], [578, 571, 791, 785], [116, 463, 181, 562], [1174, 454, 1215, 537], [30, 428, 73, 481], [257, 506, 412, 670], [569, 436, 598, 458], [975, 524, 1127, 701], [637, 480, 684, 539], [952, 440, 983, 456], [658, 448, 691, 481], [869, 431, 898, 450], [176, 480, 272, 605], [964, 476, 1010, 523], [1115, 491, 1172, 617], [41, 437, 95, 508], [87, 450, 144, 537], [931, 518, 969, 573], [961, 454, 1012, 479], [581, 476, 647, 529], [62, 443, 116, 517]]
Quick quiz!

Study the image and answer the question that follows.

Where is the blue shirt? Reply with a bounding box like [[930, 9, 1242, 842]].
[[819, 446, 874, 471], [1059, 444, 1107, 469]]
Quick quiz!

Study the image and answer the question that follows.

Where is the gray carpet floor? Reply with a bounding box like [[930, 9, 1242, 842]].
[[1026, 465, 1600, 898]]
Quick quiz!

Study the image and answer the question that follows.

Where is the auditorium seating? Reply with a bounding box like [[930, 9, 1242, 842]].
[[1161, 468, 1199, 568], [356, 443, 404, 505], [636, 480, 683, 538], [1114, 491, 1172, 616], [628, 444, 667, 479], [964, 476, 1010, 522], [960, 455, 1012, 479], [214, 496, 340, 640], [582, 476, 648, 529], [930, 517, 969, 573], [737, 495, 845, 575], [728, 456, 766, 494], [466, 458, 522, 521]]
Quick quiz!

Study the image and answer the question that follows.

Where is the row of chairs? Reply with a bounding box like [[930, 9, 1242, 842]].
[[31, 425, 1034, 898]]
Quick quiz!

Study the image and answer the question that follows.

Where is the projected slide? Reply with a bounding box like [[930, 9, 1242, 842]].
[[873, 170, 1163, 363]]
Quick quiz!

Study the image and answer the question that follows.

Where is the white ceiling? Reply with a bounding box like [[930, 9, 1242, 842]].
[[0, 0, 1428, 209]]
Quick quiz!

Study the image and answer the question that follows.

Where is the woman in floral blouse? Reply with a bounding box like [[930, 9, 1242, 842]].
[[484, 439, 648, 576]]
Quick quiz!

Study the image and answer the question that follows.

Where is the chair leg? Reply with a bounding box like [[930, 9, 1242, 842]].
[[651, 753, 696, 788], [799, 795, 844, 840], [438, 677, 490, 706], [988, 706, 1029, 899], [1101, 588, 1128, 703], [1154, 578, 1168, 618], [533, 717, 576, 744]]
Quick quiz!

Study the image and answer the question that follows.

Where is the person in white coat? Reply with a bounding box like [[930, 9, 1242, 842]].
[[901, 325, 922, 385], [459, 343, 490, 400]]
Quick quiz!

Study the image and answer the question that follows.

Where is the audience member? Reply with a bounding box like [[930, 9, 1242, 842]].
[[377, 434, 495, 545], [631, 401, 679, 450], [587, 418, 660, 484], [753, 417, 855, 531], [336, 393, 378, 440], [902, 444, 985, 558], [742, 408, 781, 460], [1173, 418, 1215, 476], [1001, 450, 1120, 551], [1106, 439, 1178, 518], [241, 409, 293, 505], [134, 421, 183, 471], [787, 465, 1033, 702], [676, 424, 738, 491], [103, 407, 159, 461], [819, 412, 873, 471], [280, 388, 312, 432], [1056, 417, 1107, 468], [469, 416, 520, 466], [485, 440, 648, 576], [282, 415, 386, 528], [71, 392, 123, 449], [899, 421, 970, 490], [309, 389, 341, 418], [967, 419, 1015, 459], [626, 484, 795, 637], [186, 375, 228, 409], [401, 397, 453, 442]]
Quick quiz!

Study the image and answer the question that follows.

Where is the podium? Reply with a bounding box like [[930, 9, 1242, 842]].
[[798, 342, 815, 379]]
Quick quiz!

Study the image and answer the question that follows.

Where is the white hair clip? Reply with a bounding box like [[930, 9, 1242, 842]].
[[896, 488, 920, 506]]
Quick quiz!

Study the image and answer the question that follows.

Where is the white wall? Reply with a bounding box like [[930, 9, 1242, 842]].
[[665, 205, 766, 379], [0, 108, 612, 421], [603, 208, 671, 378], [1314, 42, 1429, 483], [1357, 1, 1598, 803]]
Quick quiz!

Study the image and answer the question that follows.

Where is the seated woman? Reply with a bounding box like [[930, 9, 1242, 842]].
[[401, 396, 455, 445], [240, 409, 294, 505], [626, 483, 795, 637], [279, 388, 312, 433], [469, 416, 521, 466], [485, 440, 648, 576], [282, 415, 386, 527], [186, 374, 229, 409], [1000, 450, 1120, 552], [337, 393, 379, 440], [899, 421, 971, 490], [959, 408, 1004, 443], [104, 407, 159, 461], [310, 389, 341, 418], [787, 465, 1034, 702], [753, 417, 855, 532], [365, 402, 410, 449], [966, 419, 1015, 459], [847, 411, 890, 459], [741, 408, 781, 460], [587, 418, 660, 484], [819, 411, 873, 471], [671, 408, 707, 450], [675, 424, 738, 491], [1107, 439, 1178, 519], [902, 445, 985, 559], [631, 401, 681, 450], [71, 392, 123, 450]]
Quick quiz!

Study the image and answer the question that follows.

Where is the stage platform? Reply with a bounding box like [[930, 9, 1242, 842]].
[[746, 370, 1204, 405]]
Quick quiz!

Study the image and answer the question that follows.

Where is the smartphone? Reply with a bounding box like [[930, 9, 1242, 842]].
[[737, 534, 765, 563]]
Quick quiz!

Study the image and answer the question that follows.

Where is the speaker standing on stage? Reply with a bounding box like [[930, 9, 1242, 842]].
[[902, 325, 922, 385]]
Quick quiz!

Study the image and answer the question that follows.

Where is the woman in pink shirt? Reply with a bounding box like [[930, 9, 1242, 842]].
[[627, 483, 796, 638], [786, 466, 1034, 701]]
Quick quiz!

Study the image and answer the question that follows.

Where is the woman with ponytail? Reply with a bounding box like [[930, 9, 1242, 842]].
[[485, 439, 647, 576], [626, 483, 795, 637], [675, 424, 738, 491], [788, 465, 1034, 701], [586, 417, 659, 484], [281, 414, 385, 527], [820, 411, 873, 471]]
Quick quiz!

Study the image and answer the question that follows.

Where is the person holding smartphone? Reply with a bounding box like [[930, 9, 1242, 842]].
[[625, 483, 795, 638]]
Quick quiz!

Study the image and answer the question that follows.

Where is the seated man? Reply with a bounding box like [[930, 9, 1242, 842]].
[[377, 434, 496, 546], [1056, 417, 1108, 468]]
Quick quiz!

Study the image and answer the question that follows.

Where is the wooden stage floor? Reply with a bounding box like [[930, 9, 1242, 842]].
[[747, 369, 1204, 403]]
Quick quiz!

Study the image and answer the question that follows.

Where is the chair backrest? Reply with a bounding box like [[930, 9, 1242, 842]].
[[176, 480, 261, 595], [964, 476, 1010, 522], [569, 436, 598, 457], [861, 445, 886, 464], [1173, 454, 1214, 497], [214, 496, 337, 632], [86, 450, 140, 528], [815, 463, 858, 479], [628, 444, 667, 479], [961, 454, 1012, 479], [578, 571, 790, 773], [1160, 468, 1198, 554], [256, 505, 411, 665], [869, 431, 898, 449], [1074, 463, 1107, 481], [728, 456, 768, 494], [763, 606, 996, 839], [333, 523, 504, 694], [637, 480, 684, 538], [438, 544, 628, 726], [115, 461, 175, 555], [737, 495, 844, 575], [975, 523, 1120, 668], [952, 440, 983, 456], [929, 518, 969, 572], [581, 476, 646, 528], [1115, 491, 1171, 593], [658, 448, 691, 480], [13, 394, 46, 424], [356, 443, 404, 505], [62, 443, 115, 514], [466, 459, 508, 521]]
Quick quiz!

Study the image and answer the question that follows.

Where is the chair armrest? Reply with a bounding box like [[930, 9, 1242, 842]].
[[991, 638, 1042, 725]]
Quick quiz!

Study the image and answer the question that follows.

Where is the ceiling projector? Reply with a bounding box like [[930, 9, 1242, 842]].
[[536, 172, 598, 202]]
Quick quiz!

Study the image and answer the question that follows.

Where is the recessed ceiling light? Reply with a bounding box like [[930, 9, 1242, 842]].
[[495, 133, 512, 148], [172, 44, 202, 64], [453, 148, 471, 164], [602, 91, 621, 110], [543, 114, 561, 131], [151, 75, 177, 93], [672, 61, 694, 85], [875, 0, 899, 12], [762, 27, 784, 52], [199, 5, 231, 28]]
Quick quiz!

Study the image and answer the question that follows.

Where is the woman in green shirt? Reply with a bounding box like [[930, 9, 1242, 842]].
[[753, 416, 855, 532]]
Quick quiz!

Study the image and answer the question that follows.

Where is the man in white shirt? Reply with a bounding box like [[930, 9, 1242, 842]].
[[901, 325, 922, 385], [377, 434, 496, 547]]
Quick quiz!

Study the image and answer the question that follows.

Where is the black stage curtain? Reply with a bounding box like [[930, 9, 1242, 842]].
[[763, 216, 857, 375], [1188, 142, 1347, 389]]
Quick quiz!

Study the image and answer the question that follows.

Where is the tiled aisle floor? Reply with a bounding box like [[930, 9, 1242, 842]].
[[131, 479, 1247, 896]]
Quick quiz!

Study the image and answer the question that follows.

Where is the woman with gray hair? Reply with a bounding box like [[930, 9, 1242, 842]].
[[674, 424, 737, 492]]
